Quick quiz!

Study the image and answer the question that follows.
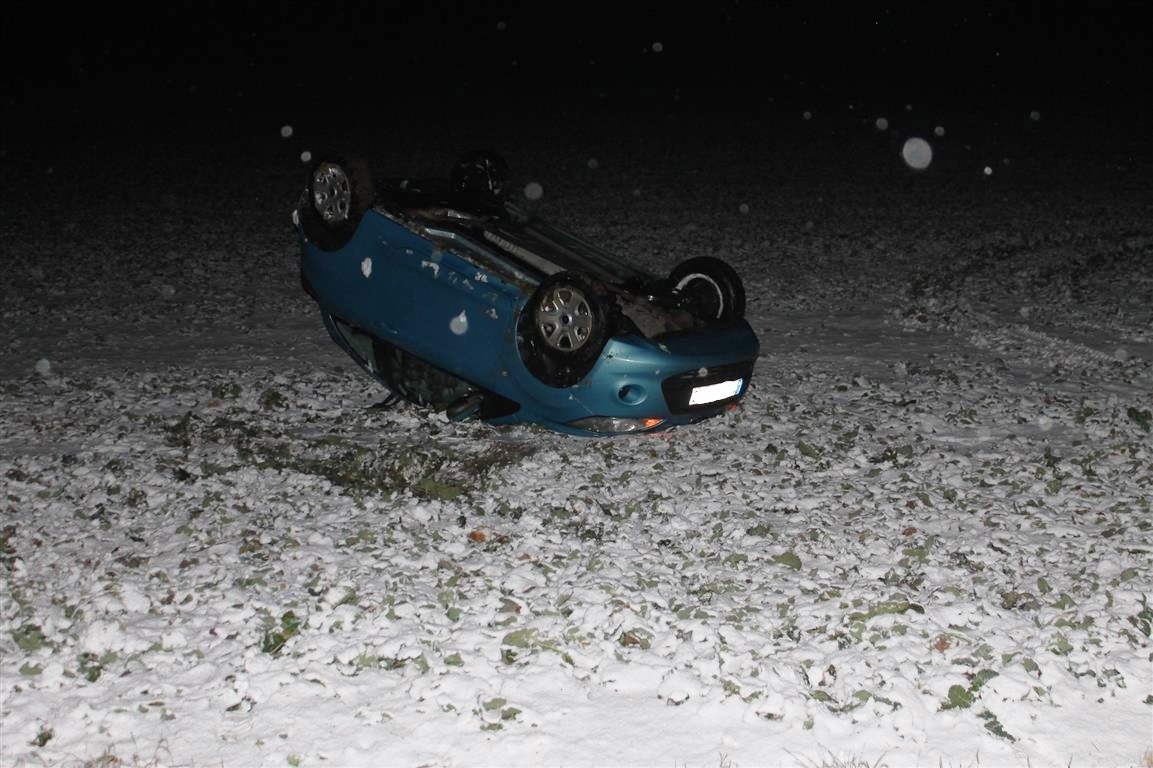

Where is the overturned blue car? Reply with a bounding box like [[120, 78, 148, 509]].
[[294, 150, 760, 436]]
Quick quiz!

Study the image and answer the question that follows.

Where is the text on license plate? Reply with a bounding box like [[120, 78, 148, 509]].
[[689, 378, 744, 406]]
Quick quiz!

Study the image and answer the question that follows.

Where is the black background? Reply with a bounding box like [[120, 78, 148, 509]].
[[5, 0, 1151, 148]]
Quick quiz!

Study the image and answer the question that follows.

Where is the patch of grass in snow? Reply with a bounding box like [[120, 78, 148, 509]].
[[260, 610, 303, 657], [1128, 595, 1152, 638], [790, 747, 891, 768], [773, 551, 803, 570], [259, 387, 289, 410], [1127, 406, 1152, 431], [546, 504, 609, 543], [476, 696, 522, 730], [0, 523, 18, 567], [942, 669, 998, 710], [158, 405, 536, 502], [77, 650, 118, 682], [616, 627, 653, 651], [976, 709, 1016, 742], [499, 626, 576, 665], [209, 380, 243, 400], [348, 651, 429, 673], [869, 444, 914, 467]]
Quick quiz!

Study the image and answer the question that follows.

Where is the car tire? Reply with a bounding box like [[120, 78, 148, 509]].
[[519, 272, 612, 387], [450, 149, 509, 200], [668, 256, 746, 322], [300, 155, 374, 251]]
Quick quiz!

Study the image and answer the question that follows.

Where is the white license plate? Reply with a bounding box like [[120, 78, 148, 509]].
[[689, 378, 744, 406]]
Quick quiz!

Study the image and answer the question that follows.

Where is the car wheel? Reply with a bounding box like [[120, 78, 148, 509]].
[[450, 149, 509, 200], [519, 272, 612, 387], [668, 256, 746, 322], [300, 155, 374, 251]]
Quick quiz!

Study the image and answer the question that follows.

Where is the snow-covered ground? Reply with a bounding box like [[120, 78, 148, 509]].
[[2, 109, 1151, 767]]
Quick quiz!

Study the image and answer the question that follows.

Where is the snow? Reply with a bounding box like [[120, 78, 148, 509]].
[[1, 111, 1151, 768], [901, 138, 933, 170]]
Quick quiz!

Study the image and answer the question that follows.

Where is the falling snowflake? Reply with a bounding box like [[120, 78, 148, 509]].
[[280, 125, 293, 138], [450, 310, 469, 335], [983, 166, 993, 176], [301, 151, 312, 163], [652, 42, 663, 53], [524, 182, 544, 201], [934, 125, 946, 137], [1030, 110, 1041, 121], [496, 20, 507, 32], [739, 203, 750, 215], [802, 111, 812, 121], [361, 257, 373, 278], [875, 117, 889, 131], [587, 158, 599, 170], [901, 137, 933, 170]]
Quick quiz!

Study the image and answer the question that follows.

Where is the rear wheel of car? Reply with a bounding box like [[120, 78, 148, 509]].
[[668, 256, 746, 322], [519, 272, 612, 387], [450, 149, 509, 200], [300, 155, 374, 251]]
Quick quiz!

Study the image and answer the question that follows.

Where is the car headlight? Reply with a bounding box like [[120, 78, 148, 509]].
[[567, 416, 666, 434]]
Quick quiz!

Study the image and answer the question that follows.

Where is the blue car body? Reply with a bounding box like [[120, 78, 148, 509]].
[[294, 159, 760, 436]]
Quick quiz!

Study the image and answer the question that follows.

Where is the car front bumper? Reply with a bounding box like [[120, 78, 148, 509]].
[[495, 322, 761, 435]]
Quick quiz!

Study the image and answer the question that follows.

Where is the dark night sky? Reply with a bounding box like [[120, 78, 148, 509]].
[[3, 1, 1151, 146]]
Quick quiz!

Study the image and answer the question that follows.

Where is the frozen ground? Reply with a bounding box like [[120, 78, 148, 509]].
[[1, 108, 1151, 767]]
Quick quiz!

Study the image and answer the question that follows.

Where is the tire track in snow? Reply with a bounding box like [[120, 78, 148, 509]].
[[968, 311, 1146, 367]]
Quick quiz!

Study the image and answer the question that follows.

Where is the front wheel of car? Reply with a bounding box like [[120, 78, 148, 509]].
[[519, 272, 612, 387], [299, 154, 374, 251], [668, 256, 746, 322]]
